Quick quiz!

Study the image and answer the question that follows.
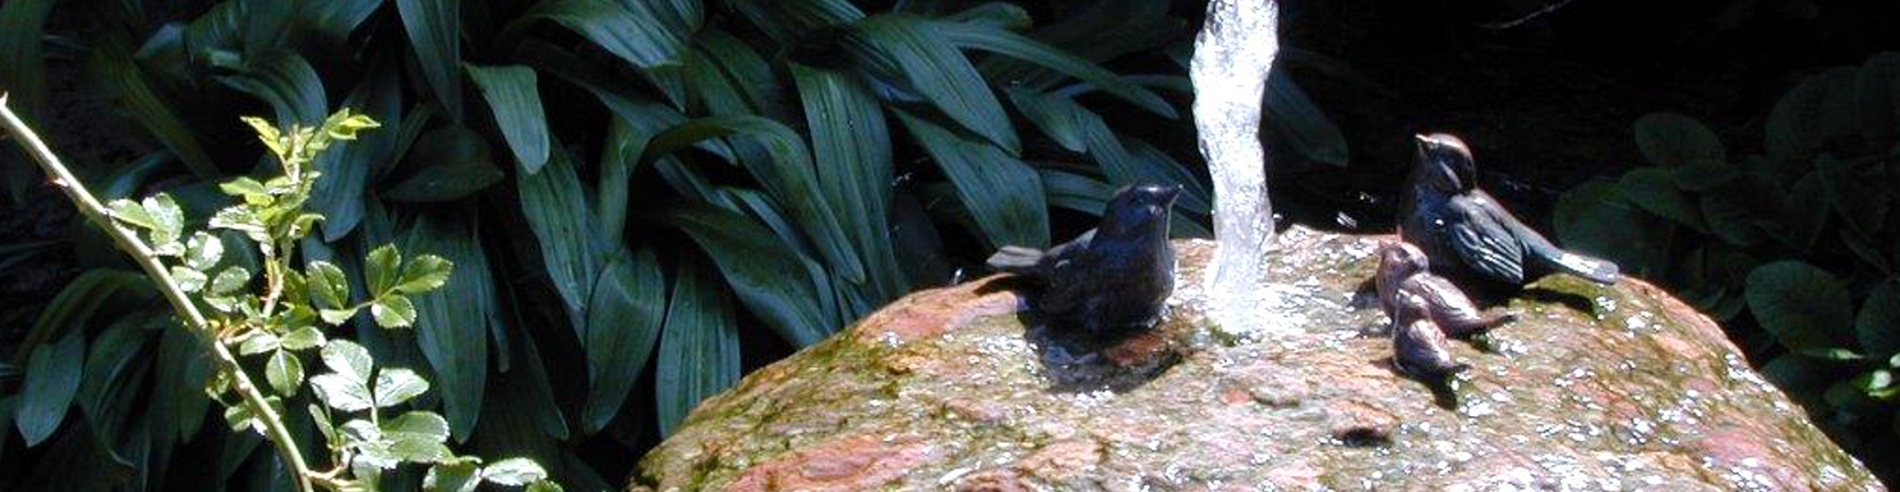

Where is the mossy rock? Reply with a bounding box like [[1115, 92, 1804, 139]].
[[633, 227, 1884, 491]]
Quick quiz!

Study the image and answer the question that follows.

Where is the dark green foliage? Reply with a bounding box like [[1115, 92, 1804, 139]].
[[0, 0, 1234, 489], [1556, 52, 1900, 455]]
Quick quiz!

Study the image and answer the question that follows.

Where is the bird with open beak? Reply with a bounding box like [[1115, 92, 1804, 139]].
[[987, 184, 1182, 336]]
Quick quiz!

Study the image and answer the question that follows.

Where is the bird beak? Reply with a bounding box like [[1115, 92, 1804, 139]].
[[1157, 185, 1182, 205]]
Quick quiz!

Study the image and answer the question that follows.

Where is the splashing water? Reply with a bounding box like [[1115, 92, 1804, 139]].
[[1190, 0, 1280, 334]]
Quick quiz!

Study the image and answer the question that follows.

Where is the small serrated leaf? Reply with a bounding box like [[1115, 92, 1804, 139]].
[[480, 458, 548, 486], [371, 294, 417, 328], [281, 325, 327, 350], [210, 266, 252, 295], [267, 350, 305, 396], [321, 340, 374, 382], [184, 232, 224, 270], [143, 194, 185, 244], [237, 332, 282, 355], [366, 245, 401, 295], [394, 254, 452, 294], [171, 266, 208, 292], [108, 199, 157, 229], [311, 373, 374, 412], [373, 368, 429, 408], [307, 261, 351, 309], [424, 462, 482, 492], [219, 177, 272, 201], [320, 308, 359, 325]]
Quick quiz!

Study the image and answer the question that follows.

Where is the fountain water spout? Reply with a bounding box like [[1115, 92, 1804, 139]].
[[1191, 0, 1280, 332]]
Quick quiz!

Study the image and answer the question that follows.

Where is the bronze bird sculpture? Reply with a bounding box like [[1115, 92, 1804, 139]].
[[1376, 241, 1515, 337], [987, 184, 1181, 335], [1400, 133, 1620, 290], [1391, 293, 1469, 380]]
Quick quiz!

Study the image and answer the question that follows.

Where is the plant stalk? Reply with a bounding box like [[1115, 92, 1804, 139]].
[[0, 94, 321, 492]]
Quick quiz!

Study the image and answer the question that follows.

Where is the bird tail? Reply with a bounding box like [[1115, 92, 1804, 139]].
[[985, 246, 1045, 274], [1541, 251, 1620, 285]]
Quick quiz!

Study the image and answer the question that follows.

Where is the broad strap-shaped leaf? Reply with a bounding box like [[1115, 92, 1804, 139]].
[[90, 34, 219, 178], [894, 109, 1049, 248], [396, 0, 462, 119], [656, 260, 741, 436], [937, 20, 1175, 118], [314, 54, 404, 241], [16, 332, 85, 446], [1006, 89, 1211, 213], [213, 50, 328, 126], [664, 205, 832, 346], [505, 0, 692, 69], [383, 126, 505, 202], [976, 0, 1178, 84], [0, 0, 56, 127], [642, 115, 866, 282], [793, 64, 908, 302], [518, 149, 607, 332], [403, 216, 491, 439], [298, 0, 387, 43], [466, 64, 552, 173], [1264, 69, 1349, 168], [579, 248, 666, 434], [845, 14, 1018, 154], [727, 0, 863, 43], [1747, 261, 1855, 352]]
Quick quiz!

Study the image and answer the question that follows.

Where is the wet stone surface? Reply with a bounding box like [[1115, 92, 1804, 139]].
[[632, 227, 1885, 492]]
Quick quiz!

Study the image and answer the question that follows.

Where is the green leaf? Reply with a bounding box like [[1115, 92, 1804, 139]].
[[894, 109, 1049, 248], [1699, 175, 1779, 247], [1040, 168, 1213, 238], [395, 254, 453, 295], [91, 34, 218, 178], [307, 261, 351, 309], [846, 14, 1018, 153], [322, 340, 374, 383], [315, 57, 404, 241], [1857, 52, 1900, 150], [727, 0, 862, 43], [467, 64, 553, 173], [1817, 154, 1888, 235], [107, 199, 157, 230], [209, 266, 252, 297], [481, 458, 549, 486], [519, 150, 607, 329], [1618, 167, 1706, 232], [1633, 113, 1724, 167], [1766, 66, 1858, 162], [424, 462, 482, 492], [396, 0, 462, 119], [580, 248, 667, 434], [664, 205, 831, 346], [184, 232, 224, 270], [171, 266, 208, 293], [1553, 180, 1676, 277], [17, 332, 84, 446], [505, 0, 692, 69], [237, 332, 282, 355], [383, 126, 505, 202], [936, 20, 1175, 119], [320, 308, 359, 325], [1747, 261, 1855, 352], [1262, 70, 1350, 168], [1857, 280, 1900, 356], [526, 481, 565, 492], [214, 51, 329, 126], [311, 373, 374, 413], [366, 245, 402, 295], [641, 115, 866, 282], [374, 367, 429, 408], [372, 294, 418, 328], [404, 216, 499, 438], [386, 435, 453, 464], [282, 325, 328, 351], [1006, 89, 1212, 213], [656, 260, 740, 436], [0, 0, 55, 128], [266, 350, 305, 396], [792, 64, 907, 302], [219, 176, 271, 200]]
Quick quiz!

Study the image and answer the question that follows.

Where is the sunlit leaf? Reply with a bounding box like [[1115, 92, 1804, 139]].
[[266, 350, 305, 396], [482, 458, 549, 486]]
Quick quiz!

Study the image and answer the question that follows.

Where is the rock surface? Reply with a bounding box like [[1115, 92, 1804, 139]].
[[633, 228, 1885, 491]]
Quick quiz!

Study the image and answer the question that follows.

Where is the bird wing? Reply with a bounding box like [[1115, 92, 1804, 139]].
[[1447, 195, 1526, 284], [1034, 229, 1097, 313]]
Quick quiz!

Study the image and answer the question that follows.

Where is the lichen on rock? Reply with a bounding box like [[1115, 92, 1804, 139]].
[[634, 227, 1885, 492]]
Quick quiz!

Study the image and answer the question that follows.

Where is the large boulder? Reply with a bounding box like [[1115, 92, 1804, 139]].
[[633, 228, 1885, 491]]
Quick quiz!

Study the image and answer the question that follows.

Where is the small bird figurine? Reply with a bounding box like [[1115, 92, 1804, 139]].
[[1376, 241, 1515, 337], [1400, 133, 1620, 289], [987, 183, 1182, 335], [1391, 293, 1469, 380]]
